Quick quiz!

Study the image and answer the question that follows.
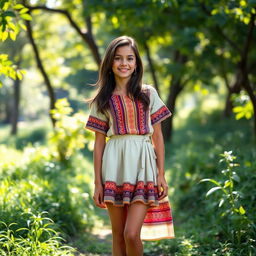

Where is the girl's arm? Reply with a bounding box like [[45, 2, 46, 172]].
[[94, 131, 106, 185], [151, 123, 168, 200], [93, 131, 106, 208]]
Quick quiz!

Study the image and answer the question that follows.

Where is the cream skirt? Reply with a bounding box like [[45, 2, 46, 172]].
[[101, 134, 175, 241]]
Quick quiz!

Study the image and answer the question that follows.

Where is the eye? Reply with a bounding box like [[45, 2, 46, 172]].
[[114, 56, 120, 60], [128, 57, 134, 61]]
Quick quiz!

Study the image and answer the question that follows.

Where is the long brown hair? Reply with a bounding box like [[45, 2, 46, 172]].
[[89, 35, 150, 114]]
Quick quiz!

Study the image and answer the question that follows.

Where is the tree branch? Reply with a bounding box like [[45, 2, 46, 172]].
[[143, 41, 160, 95], [25, 4, 101, 66], [25, 16, 56, 127], [200, 3, 242, 54], [241, 13, 256, 64]]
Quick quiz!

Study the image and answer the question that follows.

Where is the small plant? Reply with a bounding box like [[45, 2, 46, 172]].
[[0, 211, 76, 255], [199, 151, 255, 251], [49, 98, 91, 163]]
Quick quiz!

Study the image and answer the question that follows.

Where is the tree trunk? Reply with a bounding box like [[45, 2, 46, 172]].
[[143, 41, 159, 95], [162, 50, 187, 141], [25, 14, 56, 127], [239, 13, 256, 139], [4, 95, 12, 124], [223, 71, 242, 118], [240, 62, 256, 139], [162, 78, 183, 141], [11, 73, 21, 135]]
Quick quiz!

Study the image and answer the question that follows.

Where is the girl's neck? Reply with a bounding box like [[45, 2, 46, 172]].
[[114, 78, 129, 94]]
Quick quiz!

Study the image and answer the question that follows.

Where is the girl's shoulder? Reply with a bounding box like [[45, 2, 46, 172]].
[[142, 84, 156, 93]]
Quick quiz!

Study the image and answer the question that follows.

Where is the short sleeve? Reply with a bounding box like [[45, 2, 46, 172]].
[[85, 101, 109, 135], [150, 86, 172, 125]]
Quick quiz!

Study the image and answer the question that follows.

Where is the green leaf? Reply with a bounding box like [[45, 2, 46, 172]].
[[206, 186, 222, 197], [224, 180, 231, 188], [18, 21, 27, 31], [3, 11, 16, 17], [211, 9, 218, 15], [9, 31, 16, 41], [218, 198, 225, 207], [232, 173, 240, 182], [236, 112, 244, 120], [20, 14, 32, 21], [16, 70, 23, 80], [240, 0, 247, 7], [198, 178, 222, 187], [14, 4, 25, 9], [8, 22, 16, 30], [19, 8, 29, 14], [239, 206, 246, 215], [1, 31, 8, 41], [2, 1, 10, 11]]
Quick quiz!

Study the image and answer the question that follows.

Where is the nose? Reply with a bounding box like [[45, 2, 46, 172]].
[[120, 58, 128, 65]]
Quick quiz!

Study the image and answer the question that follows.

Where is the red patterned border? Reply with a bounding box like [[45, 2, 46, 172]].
[[103, 181, 173, 225], [104, 180, 158, 206], [151, 106, 172, 125], [144, 201, 173, 224], [86, 115, 109, 134]]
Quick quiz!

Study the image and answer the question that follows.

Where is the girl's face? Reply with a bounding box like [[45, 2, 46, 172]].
[[112, 45, 137, 82]]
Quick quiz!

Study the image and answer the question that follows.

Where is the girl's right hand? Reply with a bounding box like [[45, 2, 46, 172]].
[[93, 183, 106, 208]]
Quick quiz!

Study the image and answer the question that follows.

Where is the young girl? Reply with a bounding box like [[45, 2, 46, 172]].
[[85, 36, 175, 256]]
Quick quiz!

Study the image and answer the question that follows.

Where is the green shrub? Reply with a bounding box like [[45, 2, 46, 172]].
[[49, 98, 93, 163], [199, 151, 256, 255], [144, 109, 256, 255], [0, 212, 76, 256]]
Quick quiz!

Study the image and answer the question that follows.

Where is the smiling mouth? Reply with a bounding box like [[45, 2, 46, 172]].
[[118, 68, 129, 72]]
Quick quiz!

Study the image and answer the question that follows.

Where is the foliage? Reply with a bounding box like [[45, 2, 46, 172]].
[[0, 212, 75, 255], [0, 96, 256, 255], [49, 98, 92, 163], [232, 91, 254, 120], [0, 143, 95, 235], [0, 101, 97, 253], [0, 0, 256, 255], [0, 1, 31, 41], [0, 54, 25, 81], [199, 151, 255, 253], [0, 0, 29, 86], [143, 107, 255, 255]]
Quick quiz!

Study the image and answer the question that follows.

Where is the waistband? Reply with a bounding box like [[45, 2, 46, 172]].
[[109, 134, 151, 141]]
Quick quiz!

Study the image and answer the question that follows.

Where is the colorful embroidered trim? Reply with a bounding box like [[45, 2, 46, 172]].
[[143, 201, 173, 225], [103, 181, 159, 206], [109, 95, 150, 135], [151, 106, 172, 125], [86, 116, 109, 134]]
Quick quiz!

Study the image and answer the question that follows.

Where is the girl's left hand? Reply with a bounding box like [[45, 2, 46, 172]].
[[157, 174, 168, 200]]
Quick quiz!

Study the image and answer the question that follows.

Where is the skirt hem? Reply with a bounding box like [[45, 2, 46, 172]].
[[104, 199, 159, 208], [142, 236, 175, 241]]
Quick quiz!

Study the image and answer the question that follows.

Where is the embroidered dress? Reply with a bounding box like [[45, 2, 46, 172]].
[[85, 84, 175, 240]]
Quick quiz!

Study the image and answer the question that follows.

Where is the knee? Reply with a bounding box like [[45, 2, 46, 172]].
[[124, 228, 140, 244], [112, 227, 125, 241]]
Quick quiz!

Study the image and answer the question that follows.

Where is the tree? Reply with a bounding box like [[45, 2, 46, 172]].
[[199, 0, 256, 136], [0, 0, 29, 85]]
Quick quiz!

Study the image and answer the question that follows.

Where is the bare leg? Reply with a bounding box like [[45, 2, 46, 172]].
[[124, 202, 149, 256], [106, 203, 128, 256]]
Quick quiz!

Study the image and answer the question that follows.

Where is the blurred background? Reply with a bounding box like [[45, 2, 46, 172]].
[[0, 0, 255, 255]]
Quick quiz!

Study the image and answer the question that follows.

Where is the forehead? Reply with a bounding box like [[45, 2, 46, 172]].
[[115, 45, 135, 56]]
